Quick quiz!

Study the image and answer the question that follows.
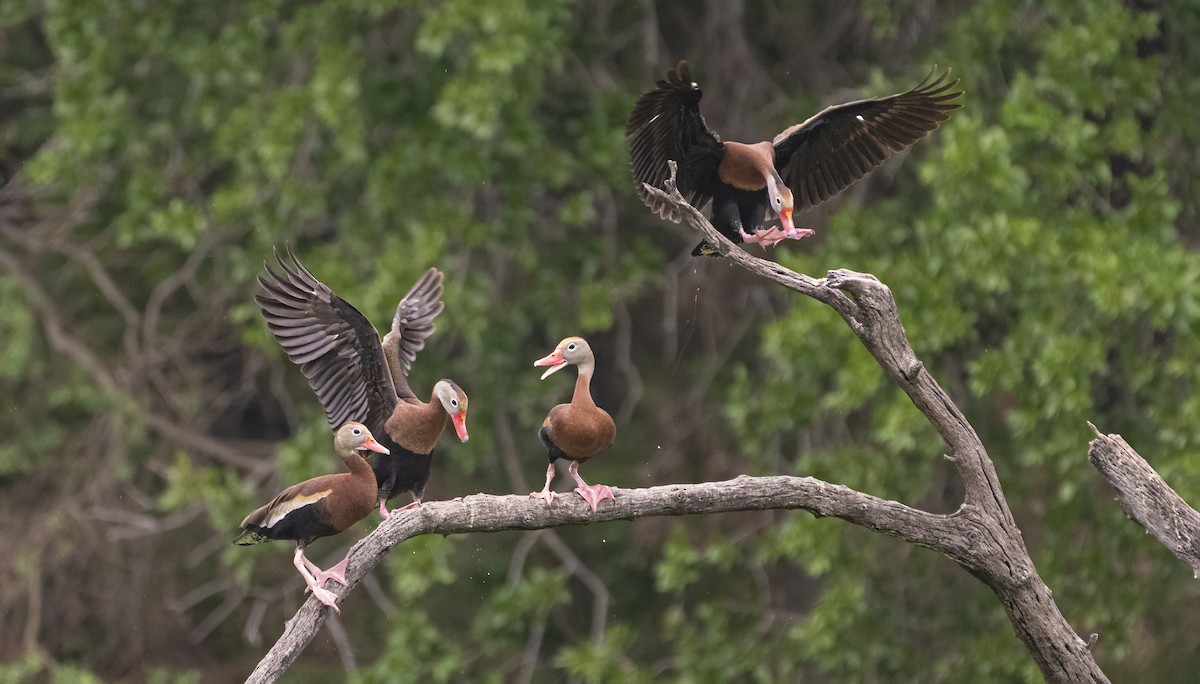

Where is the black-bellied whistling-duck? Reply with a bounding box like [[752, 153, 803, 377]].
[[255, 249, 469, 519], [626, 60, 963, 256], [530, 336, 617, 513], [235, 421, 388, 612]]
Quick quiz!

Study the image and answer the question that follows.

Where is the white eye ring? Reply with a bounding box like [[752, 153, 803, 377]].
[[352, 427, 362, 435], [450, 398, 458, 407], [567, 342, 577, 350]]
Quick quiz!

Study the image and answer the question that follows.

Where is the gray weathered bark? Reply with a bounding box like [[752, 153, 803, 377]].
[[246, 163, 1110, 683], [1087, 422, 1200, 578], [248, 477, 960, 683], [635, 164, 1108, 682]]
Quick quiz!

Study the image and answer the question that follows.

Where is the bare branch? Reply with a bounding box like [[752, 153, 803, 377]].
[[249, 164, 1110, 684], [246, 476, 951, 683], [639, 165, 1107, 683], [1087, 422, 1200, 578]]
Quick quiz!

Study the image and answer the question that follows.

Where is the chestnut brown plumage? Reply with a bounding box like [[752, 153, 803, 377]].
[[254, 249, 469, 519], [626, 60, 963, 255], [235, 422, 388, 612], [530, 336, 617, 513]]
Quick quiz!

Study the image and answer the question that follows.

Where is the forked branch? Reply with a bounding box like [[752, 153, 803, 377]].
[[640, 163, 1107, 683], [248, 164, 1110, 683]]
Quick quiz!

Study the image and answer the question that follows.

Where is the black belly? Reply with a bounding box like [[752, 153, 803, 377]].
[[370, 433, 434, 502], [714, 188, 768, 238], [539, 425, 571, 463], [693, 188, 768, 256], [248, 503, 338, 547]]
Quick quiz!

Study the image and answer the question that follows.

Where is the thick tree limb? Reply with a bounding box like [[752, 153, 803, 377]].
[[246, 476, 950, 683], [1087, 422, 1200, 577], [636, 164, 1107, 682], [249, 164, 1109, 683]]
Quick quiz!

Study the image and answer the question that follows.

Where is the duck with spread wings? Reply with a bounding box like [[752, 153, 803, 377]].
[[255, 249, 469, 518], [626, 60, 963, 256]]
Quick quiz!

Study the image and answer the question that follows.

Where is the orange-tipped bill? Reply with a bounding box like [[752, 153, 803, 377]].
[[362, 436, 390, 455], [534, 350, 567, 380], [452, 412, 469, 442], [779, 208, 795, 234]]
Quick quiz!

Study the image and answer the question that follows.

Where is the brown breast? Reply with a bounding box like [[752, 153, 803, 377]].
[[321, 471, 378, 533], [544, 402, 616, 462], [717, 141, 775, 191], [385, 397, 449, 455]]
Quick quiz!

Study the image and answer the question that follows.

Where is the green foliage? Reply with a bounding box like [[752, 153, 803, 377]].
[[4, 0, 1200, 680], [350, 609, 466, 684], [727, 0, 1200, 680], [471, 567, 569, 652], [555, 625, 651, 683]]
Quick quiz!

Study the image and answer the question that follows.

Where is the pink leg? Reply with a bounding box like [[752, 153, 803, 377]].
[[738, 226, 767, 245], [568, 461, 613, 513], [293, 547, 340, 613], [379, 498, 390, 519], [301, 554, 350, 588], [740, 226, 815, 249], [300, 554, 323, 581], [530, 463, 558, 505]]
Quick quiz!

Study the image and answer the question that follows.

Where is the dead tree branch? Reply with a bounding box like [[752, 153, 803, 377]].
[[247, 477, 954, 683], [247, 163, 1109, 683], [1087, 422, 1200, 577], [636, 163, 1107, 682]]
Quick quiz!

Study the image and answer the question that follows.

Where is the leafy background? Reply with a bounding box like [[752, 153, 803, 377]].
[[2, 0, 1199, 681]]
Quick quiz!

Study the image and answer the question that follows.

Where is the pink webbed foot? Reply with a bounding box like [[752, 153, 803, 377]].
[[566, 461, 612, 513], [740, 226, 815, 250], [574, 484, 614, 513], [316, 557, 349, 587], [761, 226, 814, 248], [294, 548, 341, 614], [399, 498, 421, 512], [310, 585, 340, 613], [530, 488, 558, 505]]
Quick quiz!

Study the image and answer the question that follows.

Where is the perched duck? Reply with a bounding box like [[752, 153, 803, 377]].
[[626, 60, 963, 255], [255, 249, 469, 518], [235, 422, 388, 612], [530, 336, 617, 513]]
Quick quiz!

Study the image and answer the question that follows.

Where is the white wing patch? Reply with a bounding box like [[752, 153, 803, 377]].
[[264, 489, 332, 528]]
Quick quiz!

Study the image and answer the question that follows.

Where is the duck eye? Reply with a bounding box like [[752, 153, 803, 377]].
[[450, 398, 458, 407], [352, 427, 362, 436], [567, 343, 577, 351]]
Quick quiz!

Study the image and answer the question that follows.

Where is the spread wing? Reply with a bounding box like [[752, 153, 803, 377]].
[[255, 248, 397, 435], [625, 60, 724, 222], [380, 267, 445, 400], [773, 68, 963, 212]]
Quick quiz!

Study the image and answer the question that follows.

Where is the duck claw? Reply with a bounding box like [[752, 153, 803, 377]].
[[530, 489, 558, 505], [574, 484, 614, 513], [310, 586, 340, 614]]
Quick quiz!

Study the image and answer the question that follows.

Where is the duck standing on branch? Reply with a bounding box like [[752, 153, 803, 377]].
[[255, 249, 469, 519], [626, 60, 963, 256], [530, 336, 617, 513], [235, 422, 388, 612]]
